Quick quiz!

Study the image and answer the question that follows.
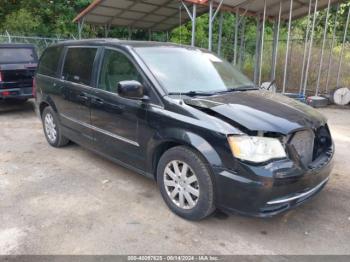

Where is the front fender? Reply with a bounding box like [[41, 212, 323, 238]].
[[146, 127, 223, 174]]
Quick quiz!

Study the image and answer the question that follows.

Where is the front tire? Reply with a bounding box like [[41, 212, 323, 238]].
[[42, 107, 69, 147], [157, 146, 215, 221]]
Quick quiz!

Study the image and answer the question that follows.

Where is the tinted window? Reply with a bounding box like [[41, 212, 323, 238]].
[[63, 47, 97, 86], [0, 48, 36, 64], [98, 49, 141, 93], [37, 46, 63, 77]]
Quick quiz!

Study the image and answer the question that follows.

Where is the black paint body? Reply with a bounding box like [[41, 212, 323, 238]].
[[35, 40, 334, 217]]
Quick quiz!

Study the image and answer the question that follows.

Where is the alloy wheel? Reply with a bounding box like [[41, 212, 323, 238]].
[[44, 113, 57, 143], [163, 160, 200, 210]]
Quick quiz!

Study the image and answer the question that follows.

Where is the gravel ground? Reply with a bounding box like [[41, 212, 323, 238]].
[[0, 100, 349, 255]]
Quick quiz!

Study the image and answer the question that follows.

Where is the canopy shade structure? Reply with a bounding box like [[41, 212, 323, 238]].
[[73, 0, 344, 30], [215, 0, 343, 20], [73, 0, 209, 31], [73, 0, 350, 98]]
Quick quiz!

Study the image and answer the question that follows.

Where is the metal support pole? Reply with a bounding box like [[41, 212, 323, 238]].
[[271, 1, 282, 81], [239, 17, 246, 69], [315, 0, 331, 96], [336, 6, 350, 88], [78, 18, 85, 40], [254, 16, 262, 85], [128, 27, 132, 40], [105, 24, 111, 38], [209, 0, 213, 51], [299, 0, 313, 93], [182, 1, 197, 46], [208, 0, 213, 51], [218, 12, 224, 56], [233, 10, 239, 65], [5, 30, 11, 43], [303, 0, 318, 96], [149, 29, 152, 41], [258, 0, 267, 87], [282, 0, 293, 94], [325, 3, 340, 93], [208, 0, 224, 51], [192, 4, 197, 46]]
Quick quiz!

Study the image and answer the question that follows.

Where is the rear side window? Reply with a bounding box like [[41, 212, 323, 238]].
[[37, 46, 63, 77], [62, 47, 97, 86]]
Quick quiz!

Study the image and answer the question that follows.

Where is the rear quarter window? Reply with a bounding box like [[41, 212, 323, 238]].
[[37, 46, 63, 77], [62, 47, 97, 86]]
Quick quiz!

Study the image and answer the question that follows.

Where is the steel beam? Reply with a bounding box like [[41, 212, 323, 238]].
[[148, 29, 152, 41], [299, 0, 313, 93], [5, 31, 11, 43], [315, 0, 331, 96], [325, 3, 340, 92], [192, 4, 197, 46], [78, 18, 85, 40], [254, 16, 262, 85], [218, 12, 224, 56], [271, 1, 282, 81], [239, 16, 246, 68], [258, 0, 267, 87], [105, 24, 111, 38], [233, 10, 239, 65], [336, 5, 350, 88], [208, 0, 224, 51], [303, 0, 318, 96], [182, 1, 197, 46], [209, 0, 213, 51], [282, 0, 293, 94], [127, 26, 131, 40]]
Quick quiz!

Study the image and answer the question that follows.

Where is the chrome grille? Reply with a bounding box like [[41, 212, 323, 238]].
[[290, 130, 315, 166]]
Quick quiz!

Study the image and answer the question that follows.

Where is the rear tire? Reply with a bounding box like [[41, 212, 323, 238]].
[[42, 107, 69, 148], [157, 146, 215, 221]]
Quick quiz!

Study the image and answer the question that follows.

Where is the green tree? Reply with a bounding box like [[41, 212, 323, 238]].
[[2, 8, 41, 35]]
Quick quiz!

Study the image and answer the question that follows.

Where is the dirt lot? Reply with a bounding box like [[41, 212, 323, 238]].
[[0, 100, 349, 255]]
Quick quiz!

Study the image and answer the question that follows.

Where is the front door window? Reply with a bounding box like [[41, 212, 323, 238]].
[[99, 49, 142, 93]]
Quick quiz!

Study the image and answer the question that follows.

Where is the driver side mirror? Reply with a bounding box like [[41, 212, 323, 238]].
[[117, 80, 149, 101]]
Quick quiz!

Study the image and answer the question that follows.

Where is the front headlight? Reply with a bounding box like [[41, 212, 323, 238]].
[[228, 135, 286, 163]]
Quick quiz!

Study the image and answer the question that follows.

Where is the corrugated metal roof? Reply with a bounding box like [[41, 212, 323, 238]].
[[74, 0, 345, 31]]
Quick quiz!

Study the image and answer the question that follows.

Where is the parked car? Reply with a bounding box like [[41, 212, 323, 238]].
[[0, 43, 38, 102], [35, 40, 334, 220]]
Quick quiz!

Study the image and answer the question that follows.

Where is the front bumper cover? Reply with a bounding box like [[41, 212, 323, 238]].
[[214, 145, 334, 217]]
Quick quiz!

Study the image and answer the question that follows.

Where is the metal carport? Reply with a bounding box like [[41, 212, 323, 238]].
[[74, 0, 349, 98]]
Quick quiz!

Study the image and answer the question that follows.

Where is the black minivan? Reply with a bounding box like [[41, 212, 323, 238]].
[[35, 39, 334, 220]]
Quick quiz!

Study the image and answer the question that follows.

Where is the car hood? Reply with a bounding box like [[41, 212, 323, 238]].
[[184, 90, 327, 135]]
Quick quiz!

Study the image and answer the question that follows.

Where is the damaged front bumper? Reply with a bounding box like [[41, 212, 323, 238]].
[[214, 144, 334, 217]]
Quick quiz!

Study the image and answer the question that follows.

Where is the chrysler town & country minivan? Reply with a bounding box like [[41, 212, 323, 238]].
[[35, 40, 334, 220]]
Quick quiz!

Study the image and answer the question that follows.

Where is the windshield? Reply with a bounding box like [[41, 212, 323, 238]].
[[0, 48, 36, 64], [135, 46, 254, 94]]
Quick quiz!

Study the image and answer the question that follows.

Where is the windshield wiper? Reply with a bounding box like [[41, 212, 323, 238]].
[[215, 86, 257, 94], [168, 91, 215, 97]]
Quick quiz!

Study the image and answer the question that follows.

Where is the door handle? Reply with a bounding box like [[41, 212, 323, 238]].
[[92, 98, 104, 106], [78, 93, 89, 102]]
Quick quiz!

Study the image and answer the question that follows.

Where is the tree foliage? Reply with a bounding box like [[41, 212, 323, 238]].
[[0, 0, 349, 48]]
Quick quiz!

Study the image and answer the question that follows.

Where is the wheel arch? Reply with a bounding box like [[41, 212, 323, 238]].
[[39, 96, 58, 117], [149, 129, 222, 181]]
